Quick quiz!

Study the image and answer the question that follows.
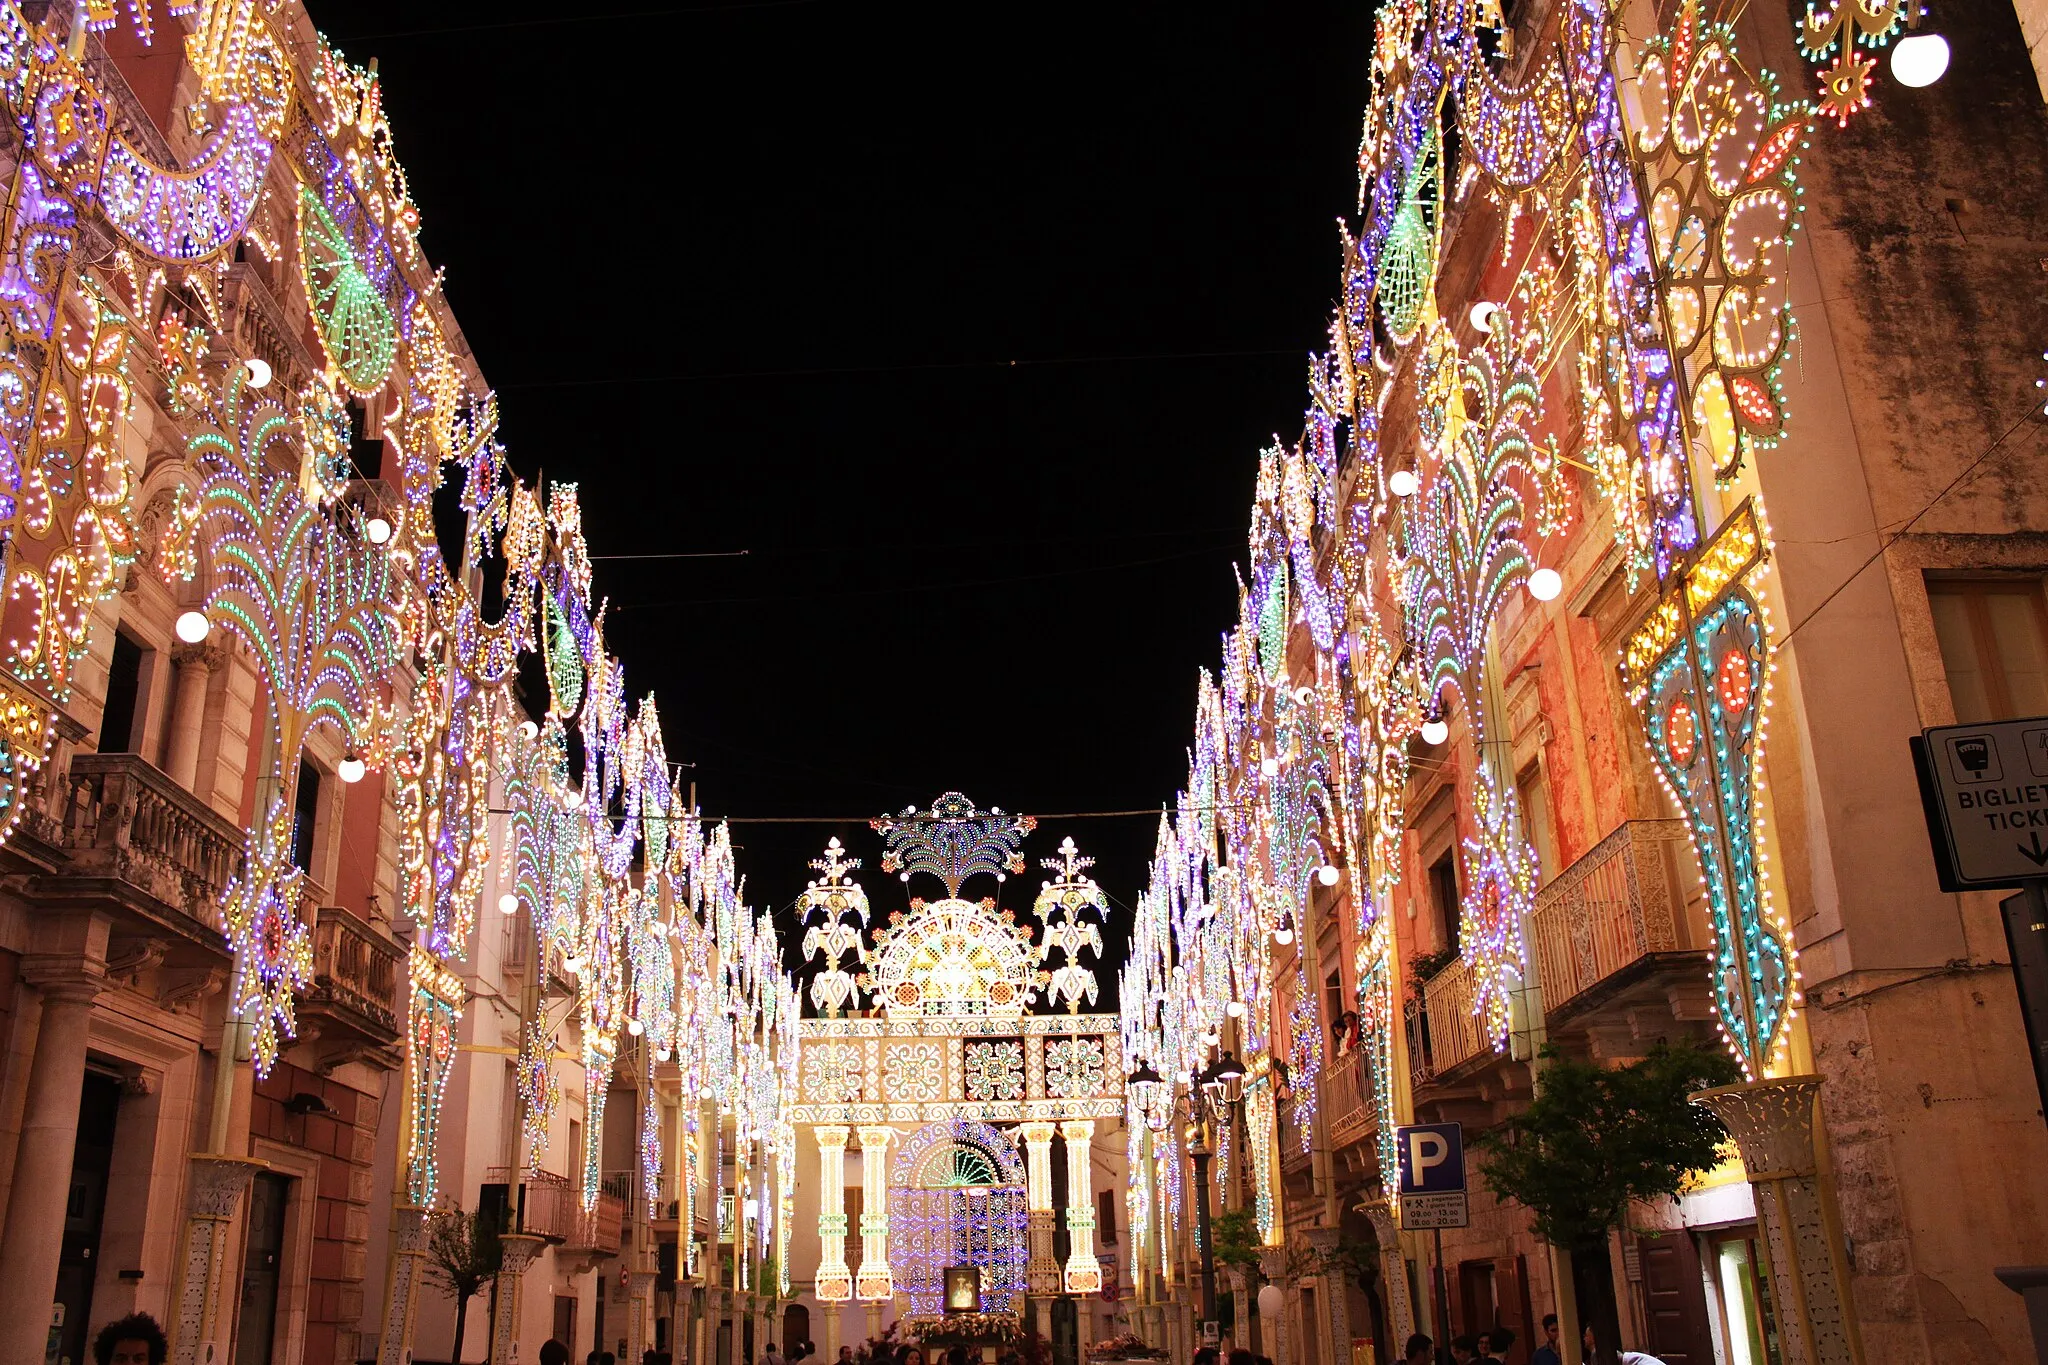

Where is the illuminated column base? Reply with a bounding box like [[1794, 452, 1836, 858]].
[[1693, 1078, 1860, 1365], [1060, 1121, 1101, 1294], [1361, 1200, 1414, 1349], [492, 1233, 546, 1363], [1257, 1248, 1292, 1365], [855, 1126, 894, 1303], [822, 1301, 840, 1362], [1303, 1230, 1351, 1365], [374, 1205, 430, 1365], [865, 1303, 883, 1344], [169, 1154, 264, 1365]]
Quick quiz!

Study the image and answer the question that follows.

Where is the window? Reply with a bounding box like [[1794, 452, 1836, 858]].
[[1097, 1188, 1117, 1245], [1428, 851, 1460, 955], [1929, 578, 2048, 723], [1517, 763, 1559, 882], [99, 631, 144, 754], [289, 761, 321, 875], [349, 402, 382, 480]]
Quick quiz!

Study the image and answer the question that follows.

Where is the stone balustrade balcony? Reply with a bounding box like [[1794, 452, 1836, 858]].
[[32, 752, 241, 956], [301, 904, 403, 1054], [1528, 818, 1714, 1050]]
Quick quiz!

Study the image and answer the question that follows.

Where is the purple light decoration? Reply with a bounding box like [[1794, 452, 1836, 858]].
[[99, 102, 271, 262]]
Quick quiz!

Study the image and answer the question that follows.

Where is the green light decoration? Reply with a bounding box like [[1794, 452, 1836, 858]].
[[297, 185, 398, 395], [1378, 118, 1441, 345]]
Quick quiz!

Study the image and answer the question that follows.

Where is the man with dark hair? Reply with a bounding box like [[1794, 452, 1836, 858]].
[[93, 1314, 168, 1365], [1403, 1335, 1433, 1365], [540, 1343, 573, 1365], [1530, 1316, 1561, 1365]]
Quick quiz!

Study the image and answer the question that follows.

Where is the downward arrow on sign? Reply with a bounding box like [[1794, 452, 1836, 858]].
[[2021, 831, 2048, 868]]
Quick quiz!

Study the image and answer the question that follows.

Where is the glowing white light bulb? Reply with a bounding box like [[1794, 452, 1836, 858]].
[[175, 609, 211, 644], [1260, 756, 1280, 777], [520, 719, 539, 740], [1421, 718, 1450, 746], [656, 1047, 673, 1062], [1389, 468, 1419, 497], [1273, 925, 1294, 946], [1469, 301, 1498, 334], [1317, 864, 1341, 887], [1226, 1000, 1245, 1018], [1528, 566, 1563, 601], [627, 1018, 644, 1036], [337, 753, 366, 784], [562, 954, 582, 975], [364, 515, 393, 546], [1892, 31, 1948, 87], [244, 356, 272, 389], [498, 892, 519, 916]]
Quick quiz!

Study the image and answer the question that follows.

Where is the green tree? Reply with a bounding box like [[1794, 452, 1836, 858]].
[[1209, 1209, 1263, 1271], [424, 1204, 505, 1364], [1474, 1043, 1739, 1361]]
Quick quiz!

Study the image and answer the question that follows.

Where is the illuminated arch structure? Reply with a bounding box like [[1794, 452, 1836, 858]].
[[888, 1119, 1029, 1315]]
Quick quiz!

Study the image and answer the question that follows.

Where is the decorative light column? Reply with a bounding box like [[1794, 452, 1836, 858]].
[[1693, 1078, 1861, 1365], [816, 1123, 852, 1357], [1361, 1200, 1415, 1351], [1061, 1120, 1102, 1293], [491, 1233, 547, 1363], [1021, 1119, 1060, 1332], [855, 1124, 893, 1337]]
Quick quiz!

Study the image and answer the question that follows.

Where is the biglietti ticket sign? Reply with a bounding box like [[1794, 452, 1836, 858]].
[[1912, 718, 2048, 890]]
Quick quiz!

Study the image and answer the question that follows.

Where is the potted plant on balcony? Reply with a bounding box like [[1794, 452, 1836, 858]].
[[1474, 1043, 1737, 1364]]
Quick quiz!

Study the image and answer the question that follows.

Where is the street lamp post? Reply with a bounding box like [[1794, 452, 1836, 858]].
[[1188, 1051, 1248, 1337]]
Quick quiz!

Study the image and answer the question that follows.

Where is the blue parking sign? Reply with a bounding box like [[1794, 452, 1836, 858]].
[[1395, 1123, 1468, 1228], [1396, 1122, 1465, 1193]]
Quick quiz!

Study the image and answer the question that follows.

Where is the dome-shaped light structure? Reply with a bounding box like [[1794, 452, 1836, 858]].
[[1389, 468, 1419, 497], [337, 753, 366, 784], [1226, 999, 1246, 1018], [1892, 29, 1948, 87], [175, 609, 211, 644], [498, 892, 519, 916], [1528, 566, 1563, 601], [1421, 718, 1450, 746]]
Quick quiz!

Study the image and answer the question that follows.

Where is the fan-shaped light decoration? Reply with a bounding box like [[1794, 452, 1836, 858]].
[[872, 791, 1033, 896], [297, 185, 397, 395], [862, 898, 1044, 1019]]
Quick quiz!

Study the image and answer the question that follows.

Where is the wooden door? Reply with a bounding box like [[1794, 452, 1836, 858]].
[[1491, 1255, 1535, 1365], [1636, 1232, 1713, 1365]]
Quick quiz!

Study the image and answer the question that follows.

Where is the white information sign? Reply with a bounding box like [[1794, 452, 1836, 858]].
[[1917, 719, 2048, 888]]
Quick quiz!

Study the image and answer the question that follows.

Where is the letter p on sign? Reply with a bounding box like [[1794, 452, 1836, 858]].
[[1395, 1122, 1465, 1195]]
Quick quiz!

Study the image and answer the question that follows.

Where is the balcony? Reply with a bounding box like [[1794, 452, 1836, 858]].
[[489, 1167, 578, 1242], [561, 1176, 628, 1260], [300, 905, 403, 1052], [1529, 819, 1711, 1037], [29, 752, 241, 953], [1324, 1049, 1375, 1148], [1407, 955, 1491, 1085]]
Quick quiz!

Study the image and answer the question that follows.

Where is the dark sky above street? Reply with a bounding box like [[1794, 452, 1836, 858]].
[[317, 2, 1375, 950]]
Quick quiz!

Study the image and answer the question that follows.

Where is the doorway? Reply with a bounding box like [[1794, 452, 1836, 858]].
[[1706, 1230, 1781, 1365], [236, 1173, 292, 1365], [54, 1073, 120, 1365], [783, 1304, 811, 1356], [554, 1295, 579, 1355]]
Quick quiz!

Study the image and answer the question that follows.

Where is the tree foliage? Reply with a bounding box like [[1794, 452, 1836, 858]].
[[1209, 1208, 1264, 1271], [1475, 1043, 1740, 1250], [424, 1204, 504, 1364]]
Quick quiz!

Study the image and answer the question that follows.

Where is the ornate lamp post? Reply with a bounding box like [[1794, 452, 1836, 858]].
[[1187, 1051, 1247, 1329]]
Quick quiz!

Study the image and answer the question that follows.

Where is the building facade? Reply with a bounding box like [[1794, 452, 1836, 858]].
[[1119, 5, 2048, 1365]]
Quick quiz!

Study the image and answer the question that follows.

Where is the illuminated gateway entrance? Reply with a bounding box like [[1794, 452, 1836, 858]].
[[785, 795, 1127, 1352]]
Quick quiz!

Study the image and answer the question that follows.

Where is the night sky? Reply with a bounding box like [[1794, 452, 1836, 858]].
[[318, 2, 1375, 952]]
